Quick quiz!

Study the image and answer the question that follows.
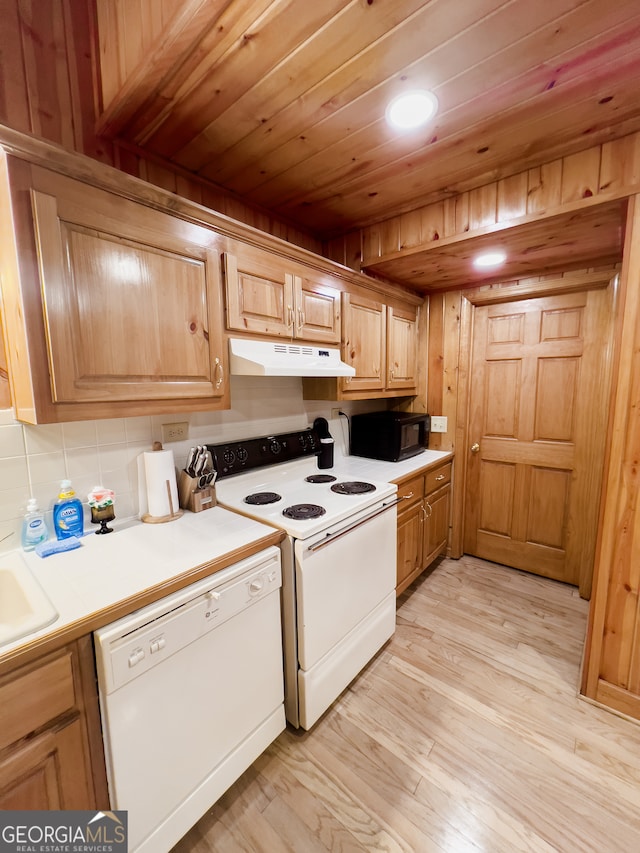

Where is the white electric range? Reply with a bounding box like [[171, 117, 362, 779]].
[[209, 428, 399, 729]]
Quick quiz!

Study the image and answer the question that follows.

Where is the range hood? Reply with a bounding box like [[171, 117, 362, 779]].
[[229, 338, 356, 377]]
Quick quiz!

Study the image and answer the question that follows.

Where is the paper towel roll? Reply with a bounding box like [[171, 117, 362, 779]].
[[138, 449, 180, 520]]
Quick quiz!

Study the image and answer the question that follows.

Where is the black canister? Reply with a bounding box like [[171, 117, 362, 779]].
[[313, 417, 334, 469]]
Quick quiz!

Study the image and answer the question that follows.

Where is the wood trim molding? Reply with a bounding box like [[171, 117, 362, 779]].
[[461, 270, 615, 306], [581, 194, 640, 701], [595, 679, 640, 721]]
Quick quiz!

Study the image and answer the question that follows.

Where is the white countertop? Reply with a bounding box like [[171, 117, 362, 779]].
[[331, 448, 452, 483], [0, 448, 453, 668], [0, 507, 282, 666]]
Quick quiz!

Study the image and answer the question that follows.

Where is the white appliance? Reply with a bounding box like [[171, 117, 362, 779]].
[[94, 546, 285, 853], [228, 337, 356, 377], [209, 428, 399, 729]]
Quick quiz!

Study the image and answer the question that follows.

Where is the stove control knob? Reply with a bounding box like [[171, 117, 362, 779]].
[[237, 447, 249, 462], [269, 440, 282, 455], [223, 448, 236, 465]]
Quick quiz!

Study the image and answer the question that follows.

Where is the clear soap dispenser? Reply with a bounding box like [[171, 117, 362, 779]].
[[21, 498, 49, 551]]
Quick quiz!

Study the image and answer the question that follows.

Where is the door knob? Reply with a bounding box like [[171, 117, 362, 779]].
[[470, 443, 480, 453]]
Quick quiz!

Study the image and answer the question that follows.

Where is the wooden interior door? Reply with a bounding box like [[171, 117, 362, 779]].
[[464, 289, 613, 588]]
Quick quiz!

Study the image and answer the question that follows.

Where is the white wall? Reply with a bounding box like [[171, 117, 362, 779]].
[[0, 377, 380, 552]]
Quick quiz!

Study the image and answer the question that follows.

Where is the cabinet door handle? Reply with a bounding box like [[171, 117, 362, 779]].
[[424, 501, 432, 519], [421, 504, 427, 520], [471, 443, 480, 453], [401, 491, 414, 500], [287, 306, 294, 328], [214, 357, 224, 389], [298, 308, 305, 328], [435, 474, 445, 481]]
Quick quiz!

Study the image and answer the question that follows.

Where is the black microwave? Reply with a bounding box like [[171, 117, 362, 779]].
[[350, 411, 430, 462]]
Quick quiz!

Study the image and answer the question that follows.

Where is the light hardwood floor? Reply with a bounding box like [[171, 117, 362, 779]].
[[173, 556, 640, 852]]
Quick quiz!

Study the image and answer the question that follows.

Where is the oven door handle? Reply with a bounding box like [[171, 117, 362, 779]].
[[307, 497, 401, 553]]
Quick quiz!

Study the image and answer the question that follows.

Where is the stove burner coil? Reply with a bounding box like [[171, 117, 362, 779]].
[[304, 474, 337, 483], [282, 503, 326, 520], [244, 492, 282, 505], [331, 481, 376, 495]]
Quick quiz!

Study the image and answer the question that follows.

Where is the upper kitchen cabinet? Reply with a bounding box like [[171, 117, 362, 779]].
[[304, 292, 420, 401], [223, 242, 341, 343], [386, 305, 419, 391], [0, 156, 229, 424]]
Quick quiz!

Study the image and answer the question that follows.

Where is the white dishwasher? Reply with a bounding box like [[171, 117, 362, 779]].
[[94, 546, 285, 853]]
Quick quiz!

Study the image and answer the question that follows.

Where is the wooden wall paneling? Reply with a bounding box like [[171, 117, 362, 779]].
[[95, 0, 183, 115], [560, 148, 602, 204], [62, 0, 110, 164], [442, 292, 463, 455], [378, 218, 400, 258], [420, 201, 446, 244], [399, 209, 423, 251], [19, 0, 76, 150], [526, 160, 563, 214], [582, 195, 640, 716], [321, 230, 362, 272], [361, 224, 382, 266], [175, 174, 203, 205], [360, 135, 640, 284], [450, 292, 472, 559], [342, 230, 362, 272], [600, 132, 640, 192], [497, 172, 528, 220], [454, 192, 471, 235], [443, 197, 457, 239], [468, 183, 497, 230], [95, 0, 122, 108], [0, 0, 31, 131], [574, 280, 618, 599], [426, 293, 445, 439], [144, 159, 178, 194]]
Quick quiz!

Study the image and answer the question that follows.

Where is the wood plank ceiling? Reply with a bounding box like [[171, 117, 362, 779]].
[[94, 0, 640, 285]]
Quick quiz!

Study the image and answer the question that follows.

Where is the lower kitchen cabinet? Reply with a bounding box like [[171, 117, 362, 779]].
[[0, 637, 109, 809], [395, 460, 452, 596]]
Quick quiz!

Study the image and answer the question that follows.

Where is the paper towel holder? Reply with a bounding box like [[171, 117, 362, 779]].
[[140, 441, 184, 524]]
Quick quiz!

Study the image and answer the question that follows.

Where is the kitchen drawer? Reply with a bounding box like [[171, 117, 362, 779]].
[[396, 474, 424, 509], [425, 462, 452, 495], [0, 651, 76, 751]]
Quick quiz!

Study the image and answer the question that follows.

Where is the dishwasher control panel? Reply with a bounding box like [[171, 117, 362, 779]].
[[95, 548, 282, 693]]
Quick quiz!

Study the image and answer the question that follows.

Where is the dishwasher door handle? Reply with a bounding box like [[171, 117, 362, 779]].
[[307, 498, 400, 553]]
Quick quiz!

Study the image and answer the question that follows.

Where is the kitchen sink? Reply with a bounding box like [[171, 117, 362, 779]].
[[0, 557, 58, 647]]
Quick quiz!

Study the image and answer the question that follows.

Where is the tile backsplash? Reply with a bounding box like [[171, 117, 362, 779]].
[[0, 376, 379, 552]]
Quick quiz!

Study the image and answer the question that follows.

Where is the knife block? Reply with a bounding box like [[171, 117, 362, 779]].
[[178, 469, 216, 512]]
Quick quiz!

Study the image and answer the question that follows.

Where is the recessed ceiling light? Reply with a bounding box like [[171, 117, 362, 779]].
[[473, 251, 507, 268], [385, 90, 438, 130]]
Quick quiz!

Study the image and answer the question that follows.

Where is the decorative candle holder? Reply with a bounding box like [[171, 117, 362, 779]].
[[90, 502, 115, 534], [88, 486, 116, 534]]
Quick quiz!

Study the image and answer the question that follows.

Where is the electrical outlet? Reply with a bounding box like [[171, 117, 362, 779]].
[[331, 408, 342, 419], [430, 416, 448, 433], [161, 421, 189, 443]]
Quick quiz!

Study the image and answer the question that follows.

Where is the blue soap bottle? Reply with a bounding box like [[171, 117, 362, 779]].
[[53, 479, 85, 540]]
